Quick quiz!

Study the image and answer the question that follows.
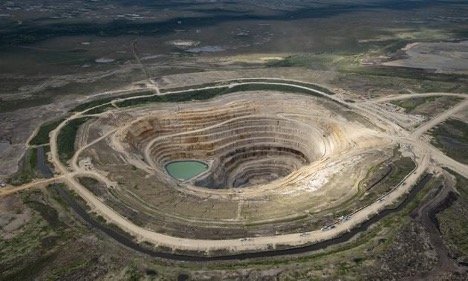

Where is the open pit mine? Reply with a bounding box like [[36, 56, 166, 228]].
[[26, 79, 431, 259]]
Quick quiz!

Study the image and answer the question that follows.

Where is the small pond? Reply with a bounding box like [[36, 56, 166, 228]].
[[165, 160, 208, 181]]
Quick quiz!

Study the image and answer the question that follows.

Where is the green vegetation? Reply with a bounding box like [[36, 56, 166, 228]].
[[69, 97, 115, 112], [359, 156, 415, 203], [230, 78, 336, 95], [29, 118, 65, 146], [57, 117, 92, 164], [159, 82, 223, 93], [0, 96, 54, 113], [265, 50, 467, 93], [1, 0, 467, 279], [118, 83, 335, 108], [341, 64, 468, 84], [391, 97, 436, 113], [234, 82, 328, 96], [0, 170, 442, 280], [66, 80, 337, 114], [431, 119, 468, 164], [86, 105, 115, 114], [68, 91, 153, 113], [0, 214, 57, 280], [437, 171, 468, 261], [391, 96, 463, 115], [266, 54, 335, 69], [7, 147, 39, 185], [117, 86, 230, 107], [189, 174, 440, 277], [385, 157, 416, 184], [0, 190, 66, 281], [0, 184, 143, 281], [327, 154, 415, 218], [46, 258, 94, 281], [123, 263, 144, 281], [333, 70, 466, 96], [266, 57, 303, 67], [78, 177, 106, 197]]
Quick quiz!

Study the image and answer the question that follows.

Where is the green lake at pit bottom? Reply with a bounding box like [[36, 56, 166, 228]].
[[165, 160, 209, 181]]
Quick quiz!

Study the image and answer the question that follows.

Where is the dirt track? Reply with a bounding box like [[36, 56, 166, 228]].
[[412, 100, 468, 138]]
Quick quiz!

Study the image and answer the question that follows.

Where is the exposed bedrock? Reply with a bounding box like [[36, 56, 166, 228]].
[[117, 92, 378, 190], [124, 111, 351, 188]]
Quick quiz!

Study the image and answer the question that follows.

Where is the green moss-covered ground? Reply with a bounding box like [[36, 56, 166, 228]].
[[57, 118, 92, 164], [431, 119, 468, 164], [436, 172, 468, 262], [29, 119, 65, 146], [7, 148, 39, 186]]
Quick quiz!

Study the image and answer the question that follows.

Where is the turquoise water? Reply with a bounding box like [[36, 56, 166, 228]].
[[165, 160, 208, 181]]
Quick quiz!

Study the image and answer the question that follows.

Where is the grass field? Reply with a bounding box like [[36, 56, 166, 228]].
[[117, 82, 335, 108], [431, 119, 468, 164], [437, 171, 468, 262], [29, 118, 66, 146], [7, 147, 38, 186], [57, 118, 92, 164]]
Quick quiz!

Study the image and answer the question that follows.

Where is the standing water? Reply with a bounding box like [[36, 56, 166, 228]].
[[165, 160, 208, 181]]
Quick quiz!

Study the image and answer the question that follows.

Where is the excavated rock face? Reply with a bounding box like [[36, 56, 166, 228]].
[[122, 91, 370, 189], [155, 115, 318, 188], [76, 88, 393, 239]]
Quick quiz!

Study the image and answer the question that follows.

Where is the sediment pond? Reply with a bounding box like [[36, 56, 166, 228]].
[[165, 160, 208, 181]]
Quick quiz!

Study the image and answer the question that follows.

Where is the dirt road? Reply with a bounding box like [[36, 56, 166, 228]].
[[0, 177, 62, 197], [412, 99, 468, 138]]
